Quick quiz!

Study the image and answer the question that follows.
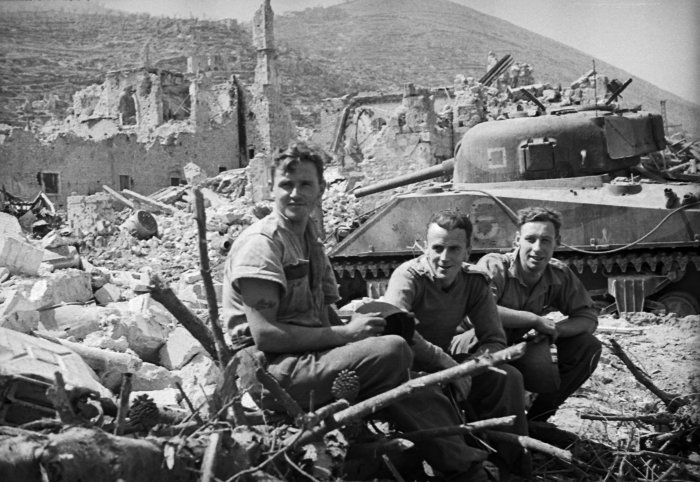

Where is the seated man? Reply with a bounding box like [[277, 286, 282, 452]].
[[476, 206, 602, 422], [222, 142, 486, 480], [383, 209, 530, 476]]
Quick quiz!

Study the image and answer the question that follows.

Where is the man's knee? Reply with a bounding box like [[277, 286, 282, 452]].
[[372, 334, 413, 370]]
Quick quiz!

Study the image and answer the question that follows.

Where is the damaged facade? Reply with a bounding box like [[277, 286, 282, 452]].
[[0, 0, 294, 209]]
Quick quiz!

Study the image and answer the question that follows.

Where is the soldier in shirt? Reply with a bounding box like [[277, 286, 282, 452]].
[[476, 206, 602, 422], [223, 142, 488, 481], [383, 209, 530, 476]]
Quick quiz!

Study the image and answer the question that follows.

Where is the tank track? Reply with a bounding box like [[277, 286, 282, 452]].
[[333, 249, 700, 280]]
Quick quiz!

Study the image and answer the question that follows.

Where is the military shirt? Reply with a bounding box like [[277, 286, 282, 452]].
[[383, 255, 507, 356], [222, 212, 340, 331], [476, 250, 598, 343]]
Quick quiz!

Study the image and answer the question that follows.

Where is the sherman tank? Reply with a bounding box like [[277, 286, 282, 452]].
[[329, 104, 700, 316]]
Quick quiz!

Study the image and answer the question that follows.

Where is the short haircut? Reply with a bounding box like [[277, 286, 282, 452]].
[[272, 141, 327, 185], [427, 210, 472, 245], [517, 207, 562, 242]]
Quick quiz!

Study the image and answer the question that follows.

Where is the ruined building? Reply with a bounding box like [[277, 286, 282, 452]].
[[0, 1, 294, 209]]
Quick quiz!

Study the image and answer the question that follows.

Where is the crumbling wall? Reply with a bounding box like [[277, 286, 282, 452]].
[[0, 124, 240, 208]]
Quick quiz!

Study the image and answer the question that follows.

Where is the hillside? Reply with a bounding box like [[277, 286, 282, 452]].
[[274, 0, 699, 136], [0, 0, 698, 137]]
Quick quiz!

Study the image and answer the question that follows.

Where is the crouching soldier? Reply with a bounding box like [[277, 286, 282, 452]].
[[383, 209, 531, 477], [476, 206, 602, 422], [222, 142, 488, 480]]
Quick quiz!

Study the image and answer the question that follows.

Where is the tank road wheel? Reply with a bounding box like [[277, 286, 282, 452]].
[[658, 291, 700, 317]]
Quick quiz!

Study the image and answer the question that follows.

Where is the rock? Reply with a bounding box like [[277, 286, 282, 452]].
[[38, 304, 103, 340], [131, 362, 181, 391], [0, 309, 39, 333], [0, 234, 44, 275], [159, 326, 205, 370], [94, 283, 122, 305], [0, 267, 9, 283], [25, 269, 92, 309], [175, 353, 220, 416], [0, 289, 38, 319], [184, 162, 207, 186], [182, 271, 202, 284], [102, 309, 170, 363], [0, 212, 22, 236]]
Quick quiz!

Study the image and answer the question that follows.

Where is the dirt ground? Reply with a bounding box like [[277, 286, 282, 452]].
[[536, 312, 700, 480]]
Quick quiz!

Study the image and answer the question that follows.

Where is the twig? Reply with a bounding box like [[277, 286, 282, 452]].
[[303, 399, 350, 429], [255, 367, 305, 424], [608, 338, 687, 412], [225, 430, 305, 481], [47, 371, 81, 424], [114, 373, 132, 435], [347, 438, 414, 458], [284, 451, 322, 482], [615, 450, 700, 466], [193, 188, 232, 366], [580, 411, 674, 424], [291, 343, 527, 447], [200, 431, 225, 482], [176, 381, 204, 424], [656, 463, 678, 482], [484, 430, 572, 462], [150, 273, 218, 360], [401, 416, 516, 443], [382, 454, 406, 482]]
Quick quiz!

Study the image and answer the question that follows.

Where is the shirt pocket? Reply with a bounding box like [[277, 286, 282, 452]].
[[281, 261, 313, 317]]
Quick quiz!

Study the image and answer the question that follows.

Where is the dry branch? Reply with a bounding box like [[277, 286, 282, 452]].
[[401, 416, 516, 443], [292, 342, 526, 447], [193, 188, 232, 366], [580, 411, 674, 424], [150, 273, 218, 360], [608, 338, 687, 412], [114, 373, 132, 435], [200, 431, 225, 482], [255, 367, 305, 423]]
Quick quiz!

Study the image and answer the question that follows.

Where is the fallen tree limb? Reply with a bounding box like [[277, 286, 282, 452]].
[[292, 342, 526, 447], [608, 338, 687, 412], [150, 273, 218, 361], [484, 430, 572, 462], [193, 188, 232, 367], [580, 411, 674, 424]]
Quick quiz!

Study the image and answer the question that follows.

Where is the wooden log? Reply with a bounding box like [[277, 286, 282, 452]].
[[33, 330, 142, 376], [608, 338, 687, 412], [150, 273, 218, 361], [114, 373, 132, 435], [122, 189, 177, 214], [200, 431, 224, 482], [193, 188, 232, 366], [102, 185, 136, 209]]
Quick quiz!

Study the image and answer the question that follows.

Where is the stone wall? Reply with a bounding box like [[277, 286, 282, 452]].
[[0, 124, 240, 208]]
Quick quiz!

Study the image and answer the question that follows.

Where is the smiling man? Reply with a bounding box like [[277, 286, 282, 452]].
[[383, 210, 531, 476], [476, 207, 601, 422], [222, 143, 487, 481]]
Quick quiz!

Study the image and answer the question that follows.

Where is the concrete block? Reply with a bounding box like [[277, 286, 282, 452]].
[[159, 326, 205, 370], [0, 309, 39, 333], [103, 308, 171, 363], [27, 269, 92, 309], [94, 283, 122, 306], [0, 235, 43, 275], [132, 362, 181, 391], [0, 289, 38, 319], [38, 304, 103, 340], [0, 213, 22, 236], [184, 162, 207, 186]]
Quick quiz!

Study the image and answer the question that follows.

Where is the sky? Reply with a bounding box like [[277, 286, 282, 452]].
[[100, 0, 700, 105]]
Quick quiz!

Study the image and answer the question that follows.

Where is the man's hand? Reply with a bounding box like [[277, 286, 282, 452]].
[[534, 315, 558, 340], [450, 375, 472, 403], [338, 311, 386, 342]]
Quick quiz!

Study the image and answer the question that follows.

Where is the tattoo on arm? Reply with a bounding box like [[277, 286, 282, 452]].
[[252, 298, 278, 311]]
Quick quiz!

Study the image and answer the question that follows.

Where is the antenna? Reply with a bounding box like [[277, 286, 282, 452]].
[[593, 60, 597, 116]]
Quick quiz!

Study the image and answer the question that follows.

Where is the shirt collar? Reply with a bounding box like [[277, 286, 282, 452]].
[[506, 248, 561, 287], [273, 211, 322, 246]]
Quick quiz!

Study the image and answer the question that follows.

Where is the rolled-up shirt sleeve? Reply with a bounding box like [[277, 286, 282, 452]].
[[475, 253, 507, 302]]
